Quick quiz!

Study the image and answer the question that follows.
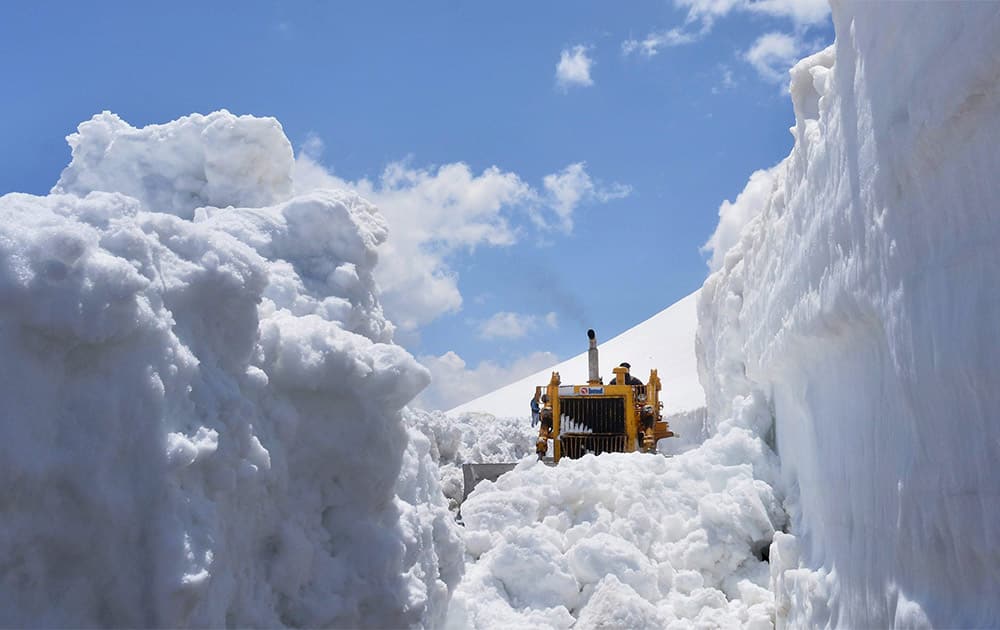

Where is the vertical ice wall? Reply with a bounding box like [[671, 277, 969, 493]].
[[0, 111, 462, 627], [699, 2, 1000, 627]]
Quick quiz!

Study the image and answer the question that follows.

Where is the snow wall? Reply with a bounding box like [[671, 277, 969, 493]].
[[698, 2, 1000, 627], [0, 111, 463, 628]]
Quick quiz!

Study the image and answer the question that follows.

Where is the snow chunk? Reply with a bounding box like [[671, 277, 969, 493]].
[[575, 576, 665, 630], [53, 111, 294, 219]]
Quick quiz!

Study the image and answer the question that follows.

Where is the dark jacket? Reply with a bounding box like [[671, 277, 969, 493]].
[[609, 374, 643, 385]]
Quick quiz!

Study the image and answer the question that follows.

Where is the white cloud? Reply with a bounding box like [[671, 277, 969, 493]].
[[300, 132, 325, 159], [412, 350, 558, 411], [294, 152, 629, 332], [745, 0, 830, 25], [679, 0, 829, 26], [541, 162, 631, 231], [622, 27, 701, 57], [744, 32, 804, 84], [478, 311, 558, 340], [622, 0, 733, 57], [701, 165, 779, 271], [556, 45, 595, 89], [623, 0, 830, 57], [676, 0, 744, 29], [712, 65, 737, 93], [295, 157, 526, 330]]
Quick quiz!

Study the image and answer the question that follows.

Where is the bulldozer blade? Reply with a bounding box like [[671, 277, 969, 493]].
[[462, 463, 517, 501]]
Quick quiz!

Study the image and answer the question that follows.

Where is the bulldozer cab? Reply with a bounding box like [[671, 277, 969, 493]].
[[535, 330, 674, 462]]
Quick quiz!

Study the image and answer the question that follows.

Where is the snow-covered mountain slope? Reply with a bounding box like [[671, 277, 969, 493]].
[[448, 290, 705, 420], [699, 2, 1000, 627], [0, 111, 462, 628]]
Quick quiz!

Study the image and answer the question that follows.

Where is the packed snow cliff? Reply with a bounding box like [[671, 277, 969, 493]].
[[0, 111, 462, 628], [699, 2, 1000, 627]]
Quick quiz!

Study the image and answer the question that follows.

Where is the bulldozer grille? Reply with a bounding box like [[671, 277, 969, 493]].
[[558, 397, 629, 459], [559, 396, 626, 434], [560, 434, 629, 459]]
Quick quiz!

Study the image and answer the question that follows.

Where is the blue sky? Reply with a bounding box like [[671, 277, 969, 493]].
[[0, 1, 833, 409]]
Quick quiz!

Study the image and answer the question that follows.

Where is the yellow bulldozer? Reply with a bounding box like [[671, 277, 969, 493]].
[[535, 329, 674, 462], [461, 329, 675, 502]]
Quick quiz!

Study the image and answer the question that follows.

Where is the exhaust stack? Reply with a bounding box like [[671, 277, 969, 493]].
[[587, 329, 600, 384]]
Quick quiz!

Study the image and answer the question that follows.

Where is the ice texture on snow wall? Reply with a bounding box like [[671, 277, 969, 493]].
[[0, 111, 462, 628], [698, 2, 1000, 627]]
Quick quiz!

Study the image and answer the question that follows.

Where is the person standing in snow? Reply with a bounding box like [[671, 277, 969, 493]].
[[608, 362, 643, 386], [530, 387, 541, 427]]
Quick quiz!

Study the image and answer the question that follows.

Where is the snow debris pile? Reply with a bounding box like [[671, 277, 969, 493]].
[[448, 432, 785, 629], [0, 111, 462, 628], [405, 408, 537, 509], [699, 3, 1000, 627]]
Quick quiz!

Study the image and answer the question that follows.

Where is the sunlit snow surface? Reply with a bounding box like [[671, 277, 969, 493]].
[[447, 437, 784, 629]]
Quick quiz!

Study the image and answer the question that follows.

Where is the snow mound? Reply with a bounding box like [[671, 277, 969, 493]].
[[405, 407, 537, 509], [446, 429, 785, 628], [699, 3, 1000, 627], [0, 112, 461, 627], [449, 290, 706, 423]]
